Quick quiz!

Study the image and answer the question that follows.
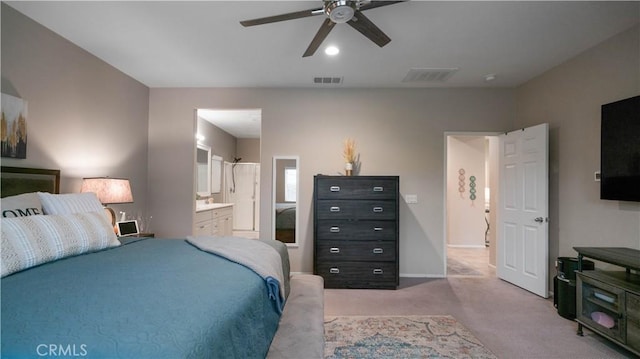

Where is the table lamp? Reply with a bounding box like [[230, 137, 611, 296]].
[[80, 177, 133, 226]]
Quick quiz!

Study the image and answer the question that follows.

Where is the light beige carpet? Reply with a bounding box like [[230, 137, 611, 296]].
[[446, 257, 484, 276], [324, 315, 497, 359]]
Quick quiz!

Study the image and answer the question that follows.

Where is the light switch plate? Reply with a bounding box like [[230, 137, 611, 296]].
[[405, 194, 418, 204], [594, 171, 601, 182]]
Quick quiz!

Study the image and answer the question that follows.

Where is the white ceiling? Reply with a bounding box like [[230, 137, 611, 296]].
[[7, 1, 639, 137], [197, 108, 262, 139]]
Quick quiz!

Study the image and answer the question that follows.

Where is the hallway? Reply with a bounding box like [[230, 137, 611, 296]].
[[447, 246, 493, 277]]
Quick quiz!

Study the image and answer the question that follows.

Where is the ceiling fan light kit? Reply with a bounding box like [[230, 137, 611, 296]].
[[326, 0, 356, 23], [239, 0, 406, 57]]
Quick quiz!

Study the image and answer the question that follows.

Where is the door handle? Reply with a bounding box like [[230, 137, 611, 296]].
[[534, 217, 548, 223]]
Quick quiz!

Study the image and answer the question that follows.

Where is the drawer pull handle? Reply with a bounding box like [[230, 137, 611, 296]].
[[373, 186, 384, 192], [330, 206, 341, 212], [330, 247, 340, 253], [373, 248, 384, 254], [330, 268, 340, 274], [373, 227, 383, 231], [373, 269, 383, 275], [373, 207, 384, 213], [330, 186, 341, 192], [330, 226, 340, 233]]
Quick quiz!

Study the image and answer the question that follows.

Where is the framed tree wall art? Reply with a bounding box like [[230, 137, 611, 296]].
[[1, 93, 28, 159]]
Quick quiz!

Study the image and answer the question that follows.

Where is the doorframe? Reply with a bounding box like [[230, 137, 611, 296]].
[[443, 131, 500, 276]]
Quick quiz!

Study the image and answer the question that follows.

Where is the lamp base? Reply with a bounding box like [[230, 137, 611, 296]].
[[104, 206, 116, 226]]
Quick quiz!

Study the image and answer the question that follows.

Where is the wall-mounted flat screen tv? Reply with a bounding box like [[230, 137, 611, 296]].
[[600, 95, 640, 202]]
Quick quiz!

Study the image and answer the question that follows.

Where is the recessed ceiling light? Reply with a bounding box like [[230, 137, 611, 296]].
[[325, 46, 340, 56]]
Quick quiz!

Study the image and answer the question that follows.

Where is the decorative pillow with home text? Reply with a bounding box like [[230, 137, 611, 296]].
[[1, 193, 43, 218]]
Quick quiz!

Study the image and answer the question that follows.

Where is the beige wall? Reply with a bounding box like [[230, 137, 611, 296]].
[[237, 138, 260, 163], [196, 118, 237, 163], [515, 25, 640, 282], [1, 4, 150, 219], [148, 88, 515, 274]]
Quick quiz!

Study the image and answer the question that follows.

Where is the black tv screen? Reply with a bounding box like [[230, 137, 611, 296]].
[[600, 95, 640, 202]]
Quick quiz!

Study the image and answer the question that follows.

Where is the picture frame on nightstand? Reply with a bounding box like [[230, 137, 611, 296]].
[[116, 220, 139, 237]]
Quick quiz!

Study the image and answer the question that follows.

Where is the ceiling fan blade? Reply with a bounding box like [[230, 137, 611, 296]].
[[359, 1, 406, 12], [240, 7, 323, 27], [303, 18, 336, 57], [347, 10, 391, 48]]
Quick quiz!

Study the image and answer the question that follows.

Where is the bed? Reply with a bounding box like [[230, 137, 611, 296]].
[[0, 166, 324, 359], [275, 203, 296, 244]]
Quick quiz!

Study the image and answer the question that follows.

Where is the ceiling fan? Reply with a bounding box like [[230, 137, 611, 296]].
[[240, 0, 406, 57]]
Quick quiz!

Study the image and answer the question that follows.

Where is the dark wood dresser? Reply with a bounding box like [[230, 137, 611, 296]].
[[313, 175, 399, 289]]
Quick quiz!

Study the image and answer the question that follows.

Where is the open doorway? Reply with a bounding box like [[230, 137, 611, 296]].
[[445, 133, 498, 277], [197, 108, 261, 239]]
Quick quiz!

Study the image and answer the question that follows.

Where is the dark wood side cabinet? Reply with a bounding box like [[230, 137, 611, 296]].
[[313, 175, 399, 289], [574, 247, 640, 356]]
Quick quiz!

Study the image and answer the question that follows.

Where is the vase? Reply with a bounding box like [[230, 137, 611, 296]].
[[345, 162, 353, 176]]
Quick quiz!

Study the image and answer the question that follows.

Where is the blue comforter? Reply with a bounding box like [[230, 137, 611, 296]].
[[1, 238, 282, 358]]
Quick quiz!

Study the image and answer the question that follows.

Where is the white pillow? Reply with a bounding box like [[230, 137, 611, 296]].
[[1, 193, 43, 217], [38, 192, 104, 215], [1, 211, 120, 277]]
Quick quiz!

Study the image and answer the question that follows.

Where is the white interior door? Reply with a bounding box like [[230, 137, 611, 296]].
[[497, 123, 549, 298]]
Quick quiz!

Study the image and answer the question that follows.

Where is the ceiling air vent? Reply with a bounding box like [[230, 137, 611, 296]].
[[402, 68, 459, 83], [313, 76, 343, 85]]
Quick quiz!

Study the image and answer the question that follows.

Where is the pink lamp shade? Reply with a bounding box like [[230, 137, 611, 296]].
[[80, 177, 134, 205]]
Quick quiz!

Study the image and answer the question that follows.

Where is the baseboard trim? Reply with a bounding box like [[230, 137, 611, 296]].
[[400, 273, 446, 278], [447, 244, 487, 248]]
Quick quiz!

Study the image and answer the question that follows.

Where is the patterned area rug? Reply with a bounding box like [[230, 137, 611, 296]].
[[324, 315, 497, 359], [447, 257, 483, 276]]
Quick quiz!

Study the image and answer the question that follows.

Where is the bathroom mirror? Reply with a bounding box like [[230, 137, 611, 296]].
[[273, 156, 299, 246], [196, 144, 211, 197]]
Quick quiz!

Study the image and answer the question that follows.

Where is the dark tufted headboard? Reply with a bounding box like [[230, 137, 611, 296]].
[[1, 166, 60, 198]]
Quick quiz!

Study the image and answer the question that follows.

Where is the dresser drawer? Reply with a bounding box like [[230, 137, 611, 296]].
[[316, 261, 397, 289], [316, 200, 396, 220], [316, 220, 396, 241], [316, 177, 397, 200], [317, 241, 396, 262]]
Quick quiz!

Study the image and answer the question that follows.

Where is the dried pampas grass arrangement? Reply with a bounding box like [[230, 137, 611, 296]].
[[343, 138, 356, 163]]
